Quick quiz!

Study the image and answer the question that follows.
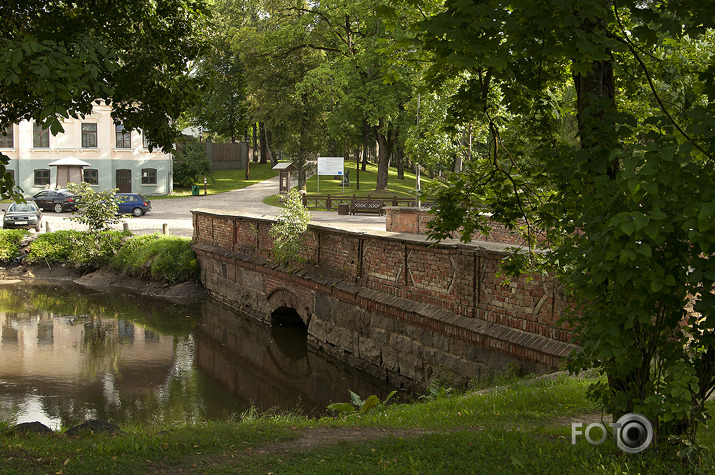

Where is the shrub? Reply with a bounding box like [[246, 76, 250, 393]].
[[109, 233, 162, 275], [0, 229, 29, 263], [108, 234, 198, 283], [269, 189, 311, 266], [173, 141, 211, 188], [65, 182, 121, 232], [27, 230, 128, 267]]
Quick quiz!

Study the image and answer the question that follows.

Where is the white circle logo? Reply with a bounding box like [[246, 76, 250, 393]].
[[615, 413, 654, 454]]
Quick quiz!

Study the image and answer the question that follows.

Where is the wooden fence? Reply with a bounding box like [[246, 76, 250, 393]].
[[205, 142, 248, 170], [301, 194, 434, 211]]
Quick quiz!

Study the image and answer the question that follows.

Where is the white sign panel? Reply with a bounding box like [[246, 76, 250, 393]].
[[317, 156, 344, 175]]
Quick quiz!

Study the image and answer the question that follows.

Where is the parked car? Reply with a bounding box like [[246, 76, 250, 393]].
[[2, 201, 42, 231], [32, 189, 80, 213], [114, 193, 151, 216]]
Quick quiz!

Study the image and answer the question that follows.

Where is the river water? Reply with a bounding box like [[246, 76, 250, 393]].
[[0, 281, 403, 430]]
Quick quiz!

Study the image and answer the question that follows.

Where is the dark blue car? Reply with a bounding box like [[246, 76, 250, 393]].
[[114, 193, 151, 216]]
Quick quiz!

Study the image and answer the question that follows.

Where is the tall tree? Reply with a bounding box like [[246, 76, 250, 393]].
[[189, 44, 249, 143], [418, 0, 715, 447], [0, 0, 207, 156]]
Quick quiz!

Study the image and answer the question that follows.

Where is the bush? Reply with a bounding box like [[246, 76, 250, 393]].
[[269, 189, 311, 266], [0, 229, 29, 263], [23, 231, 198, 283], [173, 142, 211, 188], [27, 230, 128, 267], [65, 182, 121, 232], [108, 234, 198, 283]]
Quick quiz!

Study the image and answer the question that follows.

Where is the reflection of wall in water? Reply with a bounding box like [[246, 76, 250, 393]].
[[196, 300, 395, 414]]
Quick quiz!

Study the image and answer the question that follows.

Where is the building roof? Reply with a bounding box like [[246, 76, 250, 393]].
[[48, 157, 91, 167], [272, 162, 297, 171]]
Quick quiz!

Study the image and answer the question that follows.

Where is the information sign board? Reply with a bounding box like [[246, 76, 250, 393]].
[[317, 156, 344, 176]]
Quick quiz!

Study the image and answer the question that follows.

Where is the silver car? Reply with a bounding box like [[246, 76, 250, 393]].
[[2, 201, 42, 231]]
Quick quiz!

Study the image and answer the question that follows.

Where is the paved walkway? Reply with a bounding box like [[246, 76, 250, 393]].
[[41, 176, 389, 238]]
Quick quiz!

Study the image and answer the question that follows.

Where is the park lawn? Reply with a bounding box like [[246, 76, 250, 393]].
[[1, 374, 712, 474], [265, 162, 436, 207], [163, 162, 279, 199], [305, 162, 432, 196]]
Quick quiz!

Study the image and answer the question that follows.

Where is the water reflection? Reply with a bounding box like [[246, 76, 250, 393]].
[[0, 282, 402, 430]]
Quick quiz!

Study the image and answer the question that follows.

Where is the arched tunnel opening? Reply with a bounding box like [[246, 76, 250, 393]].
[[270, 306, 308, 360]]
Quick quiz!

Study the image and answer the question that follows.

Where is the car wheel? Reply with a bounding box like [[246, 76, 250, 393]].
[[54, 203, 63, 213], [132, 207, 144, 217]]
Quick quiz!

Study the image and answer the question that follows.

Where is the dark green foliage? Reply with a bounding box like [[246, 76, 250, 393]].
[[417, 0, 715, 448], [173, 142, 211, 188], [25, 231, 198, 283], [187, 44, 249, 143], [0, 229, 29, 262], [26, 230, 128, 267], [0, 0, 207, 153], [109, 234, 199, 283]]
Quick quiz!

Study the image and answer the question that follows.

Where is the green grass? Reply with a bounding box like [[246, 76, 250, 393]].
[[2, 374, 712, 474], [108, 233, 199, 283], [264, 162, 436, 207], [166, 162, 279, 198]]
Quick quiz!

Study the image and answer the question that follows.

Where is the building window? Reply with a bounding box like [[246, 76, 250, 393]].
[[115, 124, 131, 148], [81, 123, 97, 148], [142, 168, 157, 185], [0, 126, 13, 148], [142, 131, 149, 149], [34, 169, 50, 186], [33, 123, 49, 148], [84, 169, 99, 185]]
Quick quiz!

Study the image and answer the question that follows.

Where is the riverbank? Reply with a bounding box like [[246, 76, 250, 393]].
[[2, 374, 712, 474], [0, 263, 205, 304]]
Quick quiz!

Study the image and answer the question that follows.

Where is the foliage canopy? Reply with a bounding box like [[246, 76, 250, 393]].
[[416, 0, 715, 448], [0, 0, 208, 198]]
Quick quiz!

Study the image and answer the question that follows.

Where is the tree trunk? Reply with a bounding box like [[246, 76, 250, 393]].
[[361, 118, 369, 172], [259, 122, 268, 164], [266, 129, 277, 166], [572, 14, 623, 415], [374, 120, 395, 191], [296, 93, 310, 191], [454, 123, 471, 172], [572, 17, 617, 177], [252, 123, 258, 163], [396, 130, 405, 180]]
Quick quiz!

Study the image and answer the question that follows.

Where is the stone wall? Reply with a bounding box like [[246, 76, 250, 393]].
[[192, 210, 578, 389]]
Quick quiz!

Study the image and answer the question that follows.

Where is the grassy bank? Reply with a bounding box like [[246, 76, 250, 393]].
[[1, 375, 713, 474], [0, 229, 198, 284]]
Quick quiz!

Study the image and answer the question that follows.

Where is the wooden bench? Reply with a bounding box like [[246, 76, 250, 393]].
[[350, 200, 384, 215]]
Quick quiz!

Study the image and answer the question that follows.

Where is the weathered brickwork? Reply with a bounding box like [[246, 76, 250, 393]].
[[385, 207, 546, 245], [192, 210, 578, 388]]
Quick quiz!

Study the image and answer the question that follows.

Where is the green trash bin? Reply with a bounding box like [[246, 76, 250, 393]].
[[192, 185, 200, 196]]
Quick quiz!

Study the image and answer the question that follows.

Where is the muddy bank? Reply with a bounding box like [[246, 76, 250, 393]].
[[0, 264, 205, 304]]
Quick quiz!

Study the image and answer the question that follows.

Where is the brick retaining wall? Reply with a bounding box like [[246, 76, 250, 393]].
[[385, 206, 544, 245], [192, 210, 578, 388]]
